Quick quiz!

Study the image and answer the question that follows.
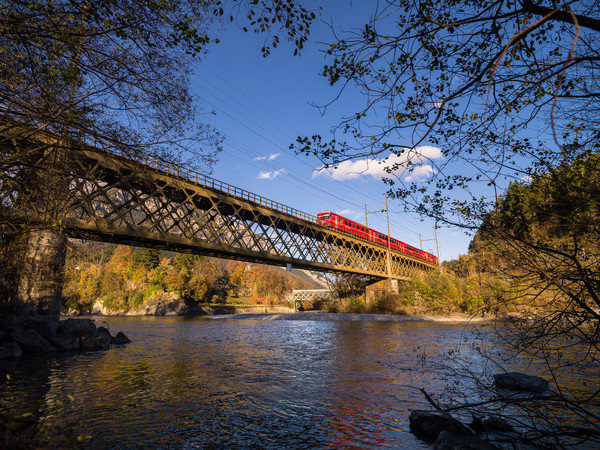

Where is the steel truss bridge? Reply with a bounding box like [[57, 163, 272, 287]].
[[1, 130, 437, 281]]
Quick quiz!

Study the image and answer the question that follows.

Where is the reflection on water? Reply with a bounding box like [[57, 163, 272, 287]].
[[0, 316, 593, 448]]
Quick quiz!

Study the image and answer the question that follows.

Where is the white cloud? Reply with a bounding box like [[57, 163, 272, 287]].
[[255, 152, 280, 161], [258, 168, 286, 180], [312, 146, 443, 182], [335, 209, 359, 219], [520, 174, 533, 184], [404, 164, 436, 182]]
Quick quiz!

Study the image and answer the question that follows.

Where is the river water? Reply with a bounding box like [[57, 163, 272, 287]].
[[0, 315, 594, 448]]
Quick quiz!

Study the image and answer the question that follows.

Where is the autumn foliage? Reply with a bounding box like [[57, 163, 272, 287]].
[[63, 243, 311, 313]]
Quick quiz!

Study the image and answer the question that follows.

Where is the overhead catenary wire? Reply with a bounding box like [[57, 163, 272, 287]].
[[193, 68, 433, 243]]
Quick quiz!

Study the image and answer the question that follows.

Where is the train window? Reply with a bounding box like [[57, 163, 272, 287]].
[[320, 213, 330, 220]]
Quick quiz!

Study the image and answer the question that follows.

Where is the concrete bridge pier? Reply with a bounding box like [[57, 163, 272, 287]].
[[16, 229, 67, 320], [365, 278, 399, 305]]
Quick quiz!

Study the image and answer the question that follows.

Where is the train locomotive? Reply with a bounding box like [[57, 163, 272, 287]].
[[316, 211, 438, 264]]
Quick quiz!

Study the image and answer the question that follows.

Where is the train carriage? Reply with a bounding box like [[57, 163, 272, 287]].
[[316, 211, 438, 265]]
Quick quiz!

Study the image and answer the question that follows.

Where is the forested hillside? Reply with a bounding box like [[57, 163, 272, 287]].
[[465, 152, 599, 314], [63, 242, 312, 314], [387, 152, 600, 317]]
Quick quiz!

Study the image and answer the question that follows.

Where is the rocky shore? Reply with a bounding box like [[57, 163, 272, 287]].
[[90, 296, 296, 316], [0, 315, 130, 359], [409, 372, 550, 449]]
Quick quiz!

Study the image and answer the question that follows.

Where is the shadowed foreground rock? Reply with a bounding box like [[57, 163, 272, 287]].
[[493, 372, 548, 393], [435, 430, 498, 450], [0, 316, 130, 358], [409, 410, 467, 441], [409, 410, 499, 449]]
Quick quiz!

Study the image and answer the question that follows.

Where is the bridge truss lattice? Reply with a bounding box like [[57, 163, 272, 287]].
[[1, 134, 437, 280]]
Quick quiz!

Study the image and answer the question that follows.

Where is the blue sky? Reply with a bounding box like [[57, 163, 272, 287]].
[[190, 1, 473, 262]]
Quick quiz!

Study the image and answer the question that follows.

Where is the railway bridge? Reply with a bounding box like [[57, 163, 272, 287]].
[[1, 125, 437, 317]]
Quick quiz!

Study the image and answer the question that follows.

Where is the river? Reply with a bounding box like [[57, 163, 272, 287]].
[[0, 314, 595, 448]]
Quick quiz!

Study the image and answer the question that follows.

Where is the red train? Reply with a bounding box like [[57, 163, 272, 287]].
[[317, 211, 438, 264]]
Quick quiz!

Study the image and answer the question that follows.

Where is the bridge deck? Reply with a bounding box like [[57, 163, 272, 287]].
[[1, 128, 437, 280]]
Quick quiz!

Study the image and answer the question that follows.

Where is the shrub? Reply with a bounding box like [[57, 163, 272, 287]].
[[369, 291, 399, 314], [129, 291, 145, 309], [346, 295, 366, 313]]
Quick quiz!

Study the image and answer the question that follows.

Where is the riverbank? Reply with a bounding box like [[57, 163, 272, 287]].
[[197, 311, 491, 323], [87, 299, 491, 323]]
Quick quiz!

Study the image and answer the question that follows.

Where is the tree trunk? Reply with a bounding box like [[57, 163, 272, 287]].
[[17, 229, 67, 320]]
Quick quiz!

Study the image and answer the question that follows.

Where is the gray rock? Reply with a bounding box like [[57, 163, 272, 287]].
[[77, 324, 112, 350], [111, 331, 131, 345], [409, 410, 468, 441], [49, 332, 80, 351], [0, 341, 23, 359], [435, 431, 498, 450], [97, 326, 113, 343], [0, 314, 26, 330], [494, 372, 548, 393], [26, 318, 59, 338], [131, 293, 187, 316], [58, 318, 97, 336], [8, 327, 56, 353], [80, 332, 112, 350]]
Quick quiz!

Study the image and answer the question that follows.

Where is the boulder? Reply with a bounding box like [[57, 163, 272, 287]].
[[79, 325, 112, 350], [409, 410, 468, 442], [435, 431, 498, 450], [8, 327, 56, 353], [111, 331, 131, 345], [133, 293, 187, 316], [186, 305, 211, 315], [91, 300, 115, 315], [80, 333, 112, 351], [0, 341, 23, 359], [58, 318, 97, 336], [494, 372, 548, 393], [0, 314, 25, 330], [48, 332, 80, 351], [25, 318, 59, 338]]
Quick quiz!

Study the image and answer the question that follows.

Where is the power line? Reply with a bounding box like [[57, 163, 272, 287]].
[[194, 67, 431, 239]]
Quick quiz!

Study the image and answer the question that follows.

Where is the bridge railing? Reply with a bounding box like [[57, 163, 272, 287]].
[[105, 146, 318, 223]]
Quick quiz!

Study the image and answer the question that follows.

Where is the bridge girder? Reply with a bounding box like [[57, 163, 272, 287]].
[[1, 137, 437, 280]]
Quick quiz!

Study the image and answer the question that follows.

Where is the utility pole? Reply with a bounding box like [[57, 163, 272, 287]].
[[419, 233, 422, 250], [434, 226, 441, 266], [385, 193, 392, 280], [365, 196, 393, 278]]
